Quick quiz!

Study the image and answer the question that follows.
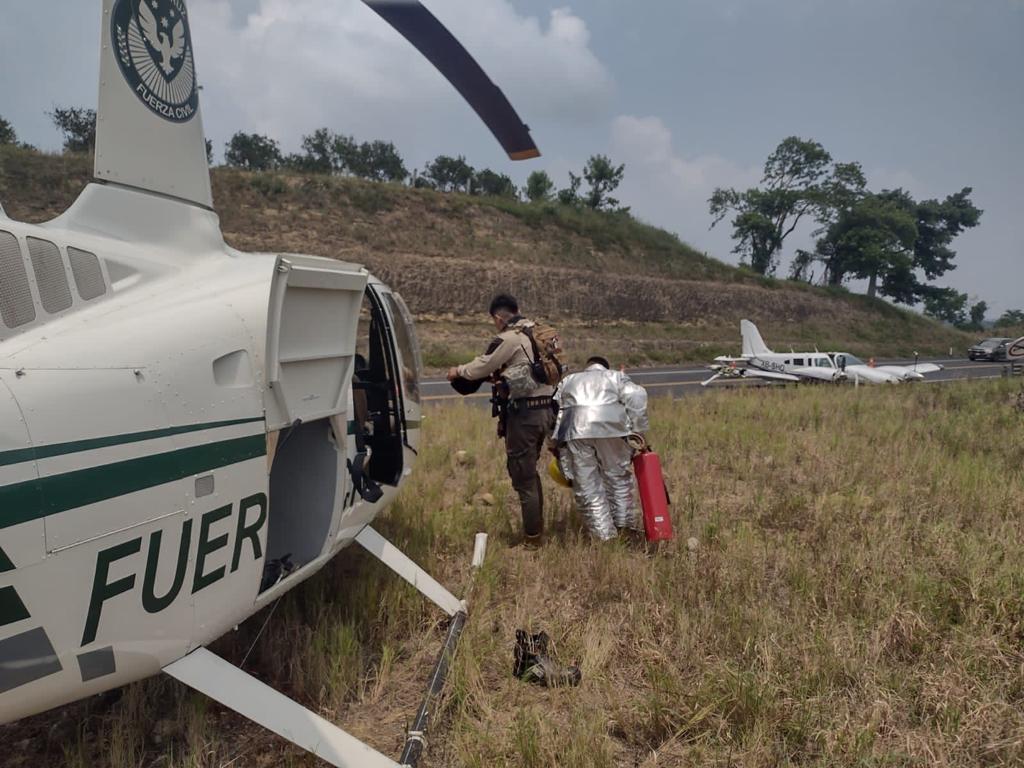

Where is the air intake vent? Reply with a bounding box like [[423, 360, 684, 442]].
[[27, 238, 72, 315], [0, 231, 35, 329], [68, 247, 107, 301]]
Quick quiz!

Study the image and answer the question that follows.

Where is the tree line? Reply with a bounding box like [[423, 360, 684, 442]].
[[220, 127, 626, 210], [1, 108, 628, 212], [3, 111, 1016, 330], [709, 136, 997, 329]]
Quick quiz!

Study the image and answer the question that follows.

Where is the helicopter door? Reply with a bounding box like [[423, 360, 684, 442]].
[[262, 256, 367, 588], [265, 256, 367, 430], [350, 285, 408, 492]]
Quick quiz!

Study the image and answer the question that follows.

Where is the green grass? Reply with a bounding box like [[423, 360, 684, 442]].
[[9, 377, 1024, 767]]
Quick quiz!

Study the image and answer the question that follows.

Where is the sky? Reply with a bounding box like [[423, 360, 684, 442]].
[[1, 0, 1021, 315]]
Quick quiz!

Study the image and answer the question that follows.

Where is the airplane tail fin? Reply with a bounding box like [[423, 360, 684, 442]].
[[741, 319, 772, 357], [94, 0, 212, 208]]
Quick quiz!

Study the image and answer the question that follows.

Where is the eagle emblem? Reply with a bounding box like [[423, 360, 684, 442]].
[[111, 0, 199, 123], [137, 0, 186, 76]]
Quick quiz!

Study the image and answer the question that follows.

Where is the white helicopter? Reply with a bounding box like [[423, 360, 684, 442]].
[[702, 320, 845, 386], [0, 1, 538, 766]]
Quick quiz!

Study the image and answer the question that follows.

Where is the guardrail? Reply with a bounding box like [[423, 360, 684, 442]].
[[1003, 363, 1024, 378]]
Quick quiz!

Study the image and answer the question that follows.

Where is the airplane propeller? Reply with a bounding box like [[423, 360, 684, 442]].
[[362, 0, 541, 160]]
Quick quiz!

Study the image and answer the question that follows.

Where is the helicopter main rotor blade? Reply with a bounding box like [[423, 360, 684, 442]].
[[362, 0, 541, 160]]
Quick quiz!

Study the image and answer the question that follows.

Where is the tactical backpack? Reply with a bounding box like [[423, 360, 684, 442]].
[[520, 322, 565, 386]]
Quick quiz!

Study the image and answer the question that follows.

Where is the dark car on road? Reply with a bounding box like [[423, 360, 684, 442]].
[[967, 337, 1014, 361]]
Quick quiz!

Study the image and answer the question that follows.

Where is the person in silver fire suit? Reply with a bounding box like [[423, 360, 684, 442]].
[[552, 356, 649, 540]]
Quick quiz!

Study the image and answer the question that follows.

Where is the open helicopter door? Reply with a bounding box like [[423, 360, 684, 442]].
[[262, 255, 367, 585], [349, 283, 422, 499]]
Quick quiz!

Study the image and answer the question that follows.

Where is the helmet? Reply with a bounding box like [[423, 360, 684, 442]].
[[548, 457, 571, 488]]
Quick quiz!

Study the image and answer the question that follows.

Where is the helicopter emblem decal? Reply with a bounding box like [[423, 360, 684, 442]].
[[111, 0, 198, 123]]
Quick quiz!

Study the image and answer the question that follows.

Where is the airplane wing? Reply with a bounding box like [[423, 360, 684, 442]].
[[743, 369, 802, 383], [702, 367, 800, 386], [875, 363, 942, 377]]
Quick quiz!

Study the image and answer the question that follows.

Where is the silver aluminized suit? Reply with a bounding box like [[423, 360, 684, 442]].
[[553, 364, 649, 540]]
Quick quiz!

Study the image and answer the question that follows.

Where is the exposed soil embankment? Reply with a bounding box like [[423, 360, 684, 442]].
[[0, 148, 974, 359]]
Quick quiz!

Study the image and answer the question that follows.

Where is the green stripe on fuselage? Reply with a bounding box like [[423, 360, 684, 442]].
[[0, 417, 265, 468], [0, 435, 266, 531]]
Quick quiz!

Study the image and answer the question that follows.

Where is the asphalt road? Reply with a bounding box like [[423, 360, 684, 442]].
[[420, 357, 1020, 405]]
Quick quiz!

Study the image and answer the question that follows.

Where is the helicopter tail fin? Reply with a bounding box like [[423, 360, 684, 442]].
[[94, 0, 212, 208], [740, 319, 772, 358]]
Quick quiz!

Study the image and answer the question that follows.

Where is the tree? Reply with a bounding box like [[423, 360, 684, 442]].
[[49, 106, 96, 153], [300, 128, 338, 174], [968, 300, 988, 331], [875, 187, 982, 283], [224, 132, 282, 171], [581, 154, 625, 211], [425, 155, 474, 192], [333, 134, 362, 175], [525, 170, 554, 202], [709, 137, 857, 275], [357, 140, 408, 182], [0, 116, 16, 145], [471, 168, 516, 198], [920, 286, 969, 327], [557, 172, 582, 206], [812, 194, 918, 301], [994, 309, 1024, 328]]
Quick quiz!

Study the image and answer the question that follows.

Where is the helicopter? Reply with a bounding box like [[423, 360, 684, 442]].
[[0, 1, 538, 766]]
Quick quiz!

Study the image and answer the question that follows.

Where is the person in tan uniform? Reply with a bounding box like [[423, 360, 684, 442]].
[[448, 294, 555, 547]]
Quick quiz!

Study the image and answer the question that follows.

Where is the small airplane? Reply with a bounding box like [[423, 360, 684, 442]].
[[0, 1, 538, 766], [702, 320, 845, 386], [828, 352, 942, 384]]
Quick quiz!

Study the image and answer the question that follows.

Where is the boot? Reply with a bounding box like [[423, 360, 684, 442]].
[[513, 630, 581, 688], [513, 630, 549, 677], [522, 533, 543, 550]]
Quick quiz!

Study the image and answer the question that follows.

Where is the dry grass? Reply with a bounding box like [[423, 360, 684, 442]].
[[6, 377, 1023, 767]]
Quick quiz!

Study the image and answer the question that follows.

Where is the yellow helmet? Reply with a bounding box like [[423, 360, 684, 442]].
[[548, 457, 572, 488]]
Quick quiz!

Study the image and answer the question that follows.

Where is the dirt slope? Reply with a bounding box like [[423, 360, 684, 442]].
[[0, 148, 974, 363]]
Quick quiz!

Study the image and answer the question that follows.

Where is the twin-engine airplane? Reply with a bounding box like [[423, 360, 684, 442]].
[[0, 1, 538, 766], [703, 321, 945, 387], [703, 320, 846, 386]]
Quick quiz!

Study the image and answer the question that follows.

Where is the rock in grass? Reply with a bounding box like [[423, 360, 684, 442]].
[[475, 492, 496, 507], [687, 537, 700, 552], [455, 450, 473, 466]]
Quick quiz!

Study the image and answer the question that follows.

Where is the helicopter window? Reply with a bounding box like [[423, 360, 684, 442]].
[[383, 292, 421, 404], [351, 289, 404, 488], [68, 247, 107, 301], [27, 237, 72, 314], [0, 231, 35, 329]]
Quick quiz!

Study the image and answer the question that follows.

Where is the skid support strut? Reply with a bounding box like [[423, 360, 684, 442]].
[[357, 527, 487, 767]]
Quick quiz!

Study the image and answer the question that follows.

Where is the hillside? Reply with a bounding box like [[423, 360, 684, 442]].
[[0, 147, 976, 366]]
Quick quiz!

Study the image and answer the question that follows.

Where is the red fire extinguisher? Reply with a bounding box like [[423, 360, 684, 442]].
[[633, 445, 673, 542]]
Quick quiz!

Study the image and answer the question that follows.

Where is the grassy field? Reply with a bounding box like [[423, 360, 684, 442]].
[[6, 377, 1023, 767]]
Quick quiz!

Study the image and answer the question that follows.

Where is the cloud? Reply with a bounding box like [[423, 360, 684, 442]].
[[608, 115, 759, 261], [189, 0, 612, 156]]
